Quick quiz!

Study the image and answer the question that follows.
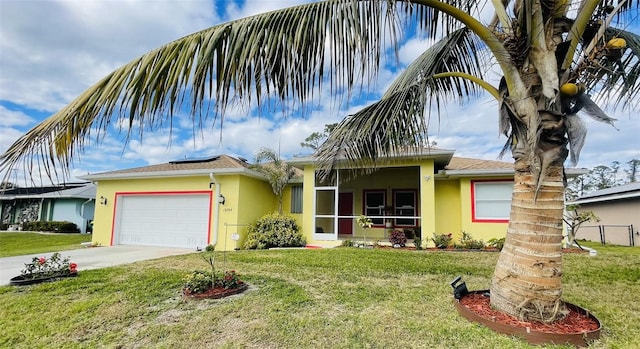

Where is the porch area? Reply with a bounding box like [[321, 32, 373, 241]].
[[310, 165, 434, 244]]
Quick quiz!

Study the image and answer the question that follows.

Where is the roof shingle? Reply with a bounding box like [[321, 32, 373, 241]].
[[90, 154, 249, 176]]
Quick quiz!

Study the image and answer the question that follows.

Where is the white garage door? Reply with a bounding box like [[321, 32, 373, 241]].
[[114, 194, 211, 249]]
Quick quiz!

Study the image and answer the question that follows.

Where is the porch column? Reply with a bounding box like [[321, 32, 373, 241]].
[[419, 162, 436, 246], [303, 165, 316, 243]]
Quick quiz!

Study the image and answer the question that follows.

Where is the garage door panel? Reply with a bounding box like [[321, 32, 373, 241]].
[[115, 194, 211, 249]]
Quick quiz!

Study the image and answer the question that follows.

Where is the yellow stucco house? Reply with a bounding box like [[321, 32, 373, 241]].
[[81, 150, 583, 251]]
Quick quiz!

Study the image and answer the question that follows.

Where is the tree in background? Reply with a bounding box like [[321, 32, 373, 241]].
[[624, 159, 640, 182], [300, 123, 338, 151], [566, 158, 639, 200], [1, 1, 639, 324], [252, 148, 297, 214]]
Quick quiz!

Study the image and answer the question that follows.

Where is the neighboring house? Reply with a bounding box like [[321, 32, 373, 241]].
[[568, 182, 640, 246], [81, 151, 584, 251], [0, 183, 96, 233]]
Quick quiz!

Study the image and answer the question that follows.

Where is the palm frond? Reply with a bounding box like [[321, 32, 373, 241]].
[[582, 28, 640, 111], [576, 94, 618, 127], [1, 0, 407, 178], [564, 114, 586, 167], [385, 28, 487, 102], [316, 27, 487, 172]]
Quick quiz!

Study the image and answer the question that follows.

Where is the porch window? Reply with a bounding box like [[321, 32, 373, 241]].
[[393, 190, 417, 227], [472, 180, 512, 222], [363, 190, 385, 226], [290, 186, 303, 213]]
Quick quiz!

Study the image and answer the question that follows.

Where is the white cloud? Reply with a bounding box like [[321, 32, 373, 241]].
[[0, 106, 34, 127], [0, 0, 214, 112], [398, 37, 435, 66]]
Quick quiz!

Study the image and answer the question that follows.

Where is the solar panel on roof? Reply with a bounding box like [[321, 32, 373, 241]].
[[169, 155, 220, 164]]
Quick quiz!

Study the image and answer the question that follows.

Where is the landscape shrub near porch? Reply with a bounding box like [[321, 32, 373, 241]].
[[431, 233, 453, 249], [389, 229, 407, 248], [243, 213, 305, 249], [454, 232, 485, 250]]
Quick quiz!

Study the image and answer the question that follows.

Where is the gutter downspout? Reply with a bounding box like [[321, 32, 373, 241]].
[[209, 173, 221, 248]]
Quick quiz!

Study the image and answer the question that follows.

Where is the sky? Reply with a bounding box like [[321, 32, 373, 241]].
[[1, 0, 638, 186]]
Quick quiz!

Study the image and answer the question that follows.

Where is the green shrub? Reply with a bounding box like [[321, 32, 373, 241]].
[[0, 223, 8, 230], [487, 237, 506, 250], [22, 221, 79, 233], [59, 222, 80, 233], [414, 237, 423, 250], [205, 244, 215, 251], [243, 213, 305, 249], [402, 228, 415, 239], [183, 270, 214, 294], [341, 240, 354, 247], [455, 231, 485, 250], [431, 233, 452, 249]]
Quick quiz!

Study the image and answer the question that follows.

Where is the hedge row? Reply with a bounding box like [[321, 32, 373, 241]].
[[22, 221, 80, 233]]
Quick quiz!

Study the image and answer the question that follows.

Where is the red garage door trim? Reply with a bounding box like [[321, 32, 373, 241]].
[[110, 190, 213, 246]]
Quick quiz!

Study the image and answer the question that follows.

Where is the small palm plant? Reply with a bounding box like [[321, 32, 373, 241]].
[[355, 215, 373, 247]]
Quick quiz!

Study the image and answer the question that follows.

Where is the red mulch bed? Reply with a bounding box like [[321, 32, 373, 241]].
[[459, 293, 600, 334], [183, 283, 248, 299]]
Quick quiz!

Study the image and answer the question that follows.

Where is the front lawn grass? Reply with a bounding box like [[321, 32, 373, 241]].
[[0, 244, 638, 348], [0, 232, 92, 257]]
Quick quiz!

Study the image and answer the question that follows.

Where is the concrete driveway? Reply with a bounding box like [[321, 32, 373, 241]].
[[0, 245, 196, 286]]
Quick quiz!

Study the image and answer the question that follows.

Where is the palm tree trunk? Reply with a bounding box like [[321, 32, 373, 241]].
[[490, 158, 567, 323]]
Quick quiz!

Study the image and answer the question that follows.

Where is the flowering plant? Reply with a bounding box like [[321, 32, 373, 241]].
[[21, 252, 77, 279], [389, 229, 407, 247], [221, 270, 243, 289]]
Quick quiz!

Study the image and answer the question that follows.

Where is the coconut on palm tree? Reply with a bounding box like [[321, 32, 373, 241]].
[[1, 1, 638, 323]]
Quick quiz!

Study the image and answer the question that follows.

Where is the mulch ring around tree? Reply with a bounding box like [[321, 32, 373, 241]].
[[183, 283, 249, 300], [457, 292, 601, 347]]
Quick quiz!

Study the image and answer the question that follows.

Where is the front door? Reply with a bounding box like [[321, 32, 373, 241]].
[[338, 192, 353, 235]]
